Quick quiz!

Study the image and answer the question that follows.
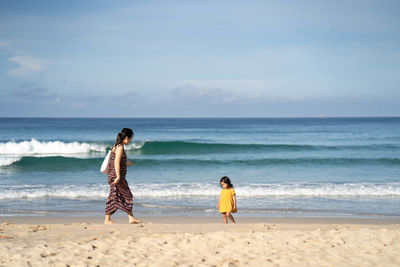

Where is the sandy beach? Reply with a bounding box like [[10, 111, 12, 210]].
[[0, 217, 399, 267]]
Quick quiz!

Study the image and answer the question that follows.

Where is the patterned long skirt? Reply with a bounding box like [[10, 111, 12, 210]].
[[105, 179, 133, 215]]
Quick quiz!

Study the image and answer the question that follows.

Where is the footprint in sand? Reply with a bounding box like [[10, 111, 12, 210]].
[[264, 224, 276, 230], [29, 225, 48, 232]]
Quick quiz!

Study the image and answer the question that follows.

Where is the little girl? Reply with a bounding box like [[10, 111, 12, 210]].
[[216, 176, 237, 224]]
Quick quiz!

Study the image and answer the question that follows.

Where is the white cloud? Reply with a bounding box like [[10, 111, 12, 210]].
[[172, 85, 238, 104], [182, 79, 268, 92], [0, 41, 10, 49], [169, 84, 337, 109], [7, 56, 48, 79]]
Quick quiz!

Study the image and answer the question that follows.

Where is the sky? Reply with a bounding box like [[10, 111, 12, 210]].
[[0, 0, 399, 117]]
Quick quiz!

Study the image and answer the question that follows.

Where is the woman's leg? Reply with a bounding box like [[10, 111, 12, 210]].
[[226, 212, 236, 224], [105, 186, 117, 224], [126, 200, 141, 224], [127, 211, 142, 224], [104, 214, 115, 224]]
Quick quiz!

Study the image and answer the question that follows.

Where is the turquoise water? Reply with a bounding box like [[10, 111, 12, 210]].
[[0, 117, 399, 218]]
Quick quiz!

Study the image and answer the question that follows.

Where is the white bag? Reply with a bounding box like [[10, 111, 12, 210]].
[[100, 151, 111, 174]]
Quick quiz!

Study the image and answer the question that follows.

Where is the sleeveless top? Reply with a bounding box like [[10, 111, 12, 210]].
[[107, 145, 127, 183]]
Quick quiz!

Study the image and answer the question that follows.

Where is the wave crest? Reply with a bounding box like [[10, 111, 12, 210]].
[[1, 182, 400, 200], [0, 139, 106, 156]]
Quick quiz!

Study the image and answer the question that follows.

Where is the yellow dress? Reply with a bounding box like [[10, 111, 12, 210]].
[[219, 188, 237, 213]]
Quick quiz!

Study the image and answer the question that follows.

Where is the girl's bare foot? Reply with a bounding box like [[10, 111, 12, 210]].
[[104, 220, 115, 224]]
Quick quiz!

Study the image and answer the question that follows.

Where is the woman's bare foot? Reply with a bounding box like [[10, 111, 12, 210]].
[[104, 214, 115, 224], [129, 217, 142, 224]]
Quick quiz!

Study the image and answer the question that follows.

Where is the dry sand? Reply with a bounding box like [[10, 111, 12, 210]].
[[0, 217, 399, 267]]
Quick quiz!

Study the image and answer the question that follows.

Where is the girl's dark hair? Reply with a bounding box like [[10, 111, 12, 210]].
[[220, 176, 233, 188], [115, 128, 134, 147]]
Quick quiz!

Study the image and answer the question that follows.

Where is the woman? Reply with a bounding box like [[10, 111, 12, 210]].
[[104, 128, 141, 224]]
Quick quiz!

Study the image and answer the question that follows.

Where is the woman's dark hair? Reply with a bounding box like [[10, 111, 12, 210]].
[[115, 128, 134, 147], [220, 176, 233, 188]]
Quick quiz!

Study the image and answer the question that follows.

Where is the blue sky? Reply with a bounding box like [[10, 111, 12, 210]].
[[0, 0, 399, 117]]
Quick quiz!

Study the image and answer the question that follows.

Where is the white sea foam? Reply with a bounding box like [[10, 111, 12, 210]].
[[0, 139, 106, 155], [1, 182, 400, 200], [0, 139, 145, 155], [0, 184, 109, 199], [0, 139, 146, 166], [0, 156, 22, 167], [132, 182, 400, 197], [125, 141, 145, 150]]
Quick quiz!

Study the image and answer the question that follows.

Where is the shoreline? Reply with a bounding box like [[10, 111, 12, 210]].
[[2, 216, 399, 225]]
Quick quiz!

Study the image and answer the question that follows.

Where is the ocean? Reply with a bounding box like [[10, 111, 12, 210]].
[[0, 117, 399, 218]]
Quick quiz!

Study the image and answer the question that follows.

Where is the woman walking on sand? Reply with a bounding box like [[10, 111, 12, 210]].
[[104, 128, 141, 224]]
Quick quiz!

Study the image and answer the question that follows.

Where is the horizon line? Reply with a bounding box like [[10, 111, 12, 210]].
[[0, 116, 399, 119]]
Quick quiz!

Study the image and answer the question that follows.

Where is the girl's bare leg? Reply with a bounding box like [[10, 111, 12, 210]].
[[104, 214, 115, 224], [222, 213, 228, 224], [226, 212, 236, 224]]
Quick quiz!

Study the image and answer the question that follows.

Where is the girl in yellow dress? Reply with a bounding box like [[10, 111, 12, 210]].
[[216, 176, 237, 224]]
